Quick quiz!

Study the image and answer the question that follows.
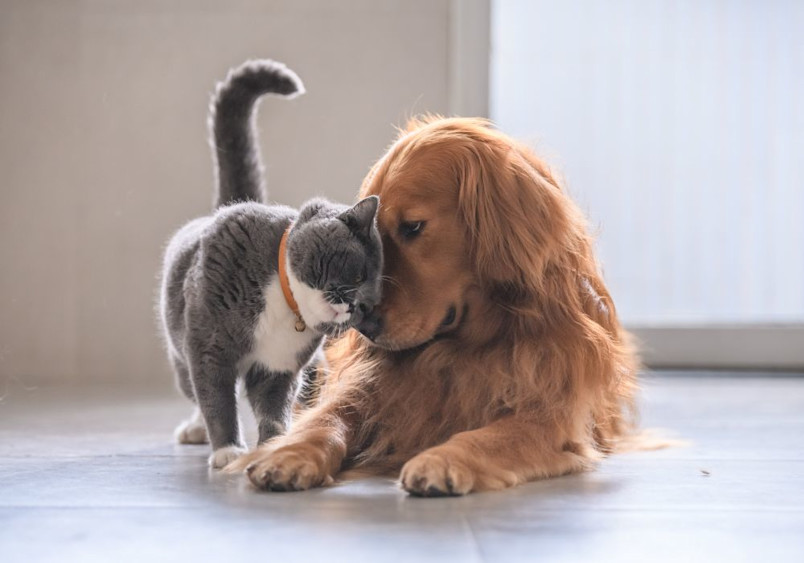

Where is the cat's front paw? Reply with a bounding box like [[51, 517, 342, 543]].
[[209, 445, 247, 469]]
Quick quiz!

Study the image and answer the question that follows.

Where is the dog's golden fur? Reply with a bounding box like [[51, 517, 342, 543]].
[[230, 117, 639, 495]]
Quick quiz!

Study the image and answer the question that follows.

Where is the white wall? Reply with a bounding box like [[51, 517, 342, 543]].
[[491, 0, 804, 326], [0, 0, 452, 385]]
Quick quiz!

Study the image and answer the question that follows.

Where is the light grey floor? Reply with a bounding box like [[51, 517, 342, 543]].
[[1, 372, 803, 563]]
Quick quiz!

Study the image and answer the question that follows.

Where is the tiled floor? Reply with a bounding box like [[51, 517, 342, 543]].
[[1, 373, 803, 562]]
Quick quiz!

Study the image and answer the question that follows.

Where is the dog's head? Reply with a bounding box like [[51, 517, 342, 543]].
[[356, 117, 579, 351]]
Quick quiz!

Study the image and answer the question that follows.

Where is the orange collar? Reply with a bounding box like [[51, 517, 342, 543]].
[[278, 227, 306, 332]]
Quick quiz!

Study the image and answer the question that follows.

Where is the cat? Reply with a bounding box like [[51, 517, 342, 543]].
[[158, 59, 383, 469]]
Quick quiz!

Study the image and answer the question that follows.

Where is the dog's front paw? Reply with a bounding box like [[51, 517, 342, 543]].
[[208, 445, 247, 469], [245, 445, 333, 491], [400, 449, 475, 497]]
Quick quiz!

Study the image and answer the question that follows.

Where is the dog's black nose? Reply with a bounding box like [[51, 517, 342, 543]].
[[355, 309, 383, 341]]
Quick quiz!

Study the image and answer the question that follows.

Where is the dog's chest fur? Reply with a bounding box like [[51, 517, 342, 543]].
[[247, 278, 320, 373]]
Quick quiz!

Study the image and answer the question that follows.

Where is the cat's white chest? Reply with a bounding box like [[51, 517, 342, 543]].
[[249, 278, 318, 373]]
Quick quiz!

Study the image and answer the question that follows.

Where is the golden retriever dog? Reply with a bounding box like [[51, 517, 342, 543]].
[[230, 116, 639, 496]]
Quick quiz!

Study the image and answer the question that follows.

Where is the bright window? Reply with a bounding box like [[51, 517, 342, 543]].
[[491, 0, 804, 325]]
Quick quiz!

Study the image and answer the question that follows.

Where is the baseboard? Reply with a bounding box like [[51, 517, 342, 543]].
[[629, 325, 804, 371]]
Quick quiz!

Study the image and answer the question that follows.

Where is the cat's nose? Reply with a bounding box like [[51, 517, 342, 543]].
[[348, 302, 370, 315], [355, 308, 382, 342]]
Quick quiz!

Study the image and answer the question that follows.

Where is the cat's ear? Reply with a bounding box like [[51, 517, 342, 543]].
[[339, 196, 379, 238], [297, 198, 330, 224]]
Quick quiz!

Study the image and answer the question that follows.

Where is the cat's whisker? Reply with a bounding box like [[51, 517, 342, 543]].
[[381, 275, 402, 291]]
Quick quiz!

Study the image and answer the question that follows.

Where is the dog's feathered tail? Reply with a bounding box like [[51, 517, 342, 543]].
[[611, 428, 688, 453], [209, 59, 305, 208]]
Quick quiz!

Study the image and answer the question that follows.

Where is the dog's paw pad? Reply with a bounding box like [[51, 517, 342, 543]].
[[400, 451, 474, 497], [246, 448, 329, 491]]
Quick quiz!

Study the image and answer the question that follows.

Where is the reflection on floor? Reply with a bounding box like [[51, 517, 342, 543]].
[[1, 372, 803, 562]]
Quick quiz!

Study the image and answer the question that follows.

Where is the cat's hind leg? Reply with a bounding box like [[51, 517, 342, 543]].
[[172, 352, 195, 400], [171, 353, 209, 445], [245, 364, 301, 445], [174, 406, 208, 445], [172, 354, 209, 445]]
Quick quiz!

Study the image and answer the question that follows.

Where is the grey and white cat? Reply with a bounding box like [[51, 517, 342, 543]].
[[159, 60, 383, 468]]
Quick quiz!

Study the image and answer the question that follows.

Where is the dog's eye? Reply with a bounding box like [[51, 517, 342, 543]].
[[399, 221, 425, 240]]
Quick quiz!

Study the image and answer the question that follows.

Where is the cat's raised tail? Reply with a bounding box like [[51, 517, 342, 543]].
[[209, 59, 305, 208]]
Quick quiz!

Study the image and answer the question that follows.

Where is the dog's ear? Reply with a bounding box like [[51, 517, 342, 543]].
[[458, 142, 574, 293]]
